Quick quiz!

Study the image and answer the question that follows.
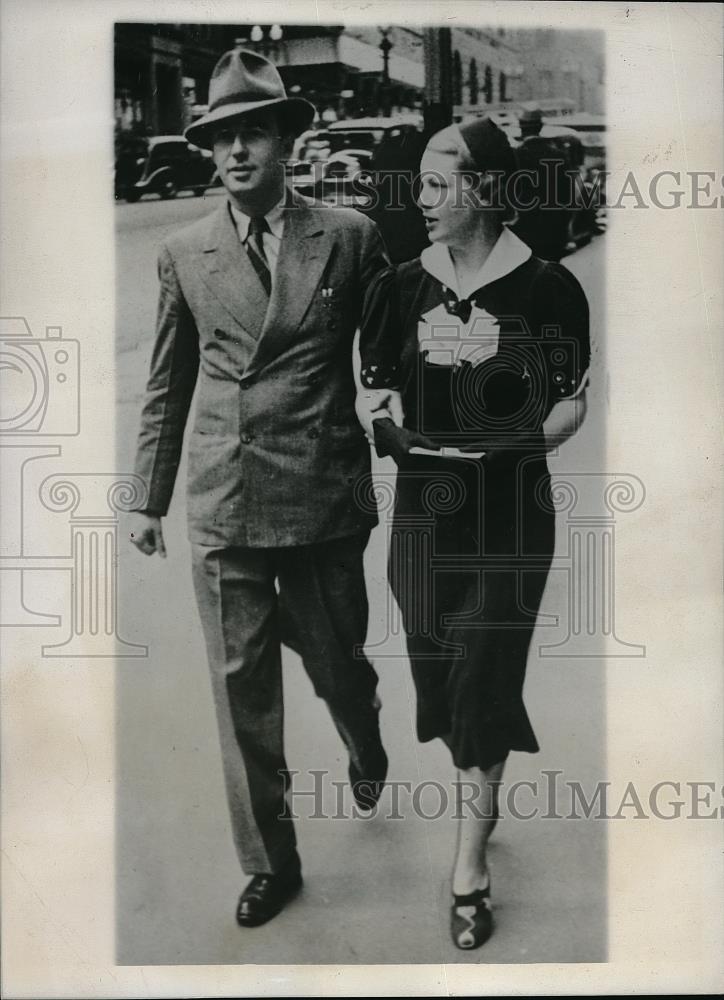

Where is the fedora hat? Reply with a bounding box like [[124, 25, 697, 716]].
[[185, 48, 316, 150], [518, 103, 543, 125]]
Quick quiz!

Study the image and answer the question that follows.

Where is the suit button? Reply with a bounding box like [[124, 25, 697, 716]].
[[241, 432, 253, 444], [307, 428, 320, 439], [327, 321, 337, 331]]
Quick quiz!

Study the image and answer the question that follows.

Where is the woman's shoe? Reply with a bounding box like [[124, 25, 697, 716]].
[[450, 880, 493, 949]]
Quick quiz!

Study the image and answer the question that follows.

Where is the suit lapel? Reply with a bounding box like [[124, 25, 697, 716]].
[[243, 195, 333, 379], [199, 204, 269, 342]]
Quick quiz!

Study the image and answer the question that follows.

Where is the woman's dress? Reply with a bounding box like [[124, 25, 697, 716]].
[[360, 230, 590, 770]]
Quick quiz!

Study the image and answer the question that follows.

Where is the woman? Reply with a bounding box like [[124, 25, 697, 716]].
[[357, 117, 590, 950]]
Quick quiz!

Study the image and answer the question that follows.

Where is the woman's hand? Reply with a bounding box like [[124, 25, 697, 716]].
[[355, 388, 405, 440]]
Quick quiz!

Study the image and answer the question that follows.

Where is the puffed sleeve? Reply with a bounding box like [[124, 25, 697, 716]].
[[531, 262, 591, 408], [359, 265, 402, 389]]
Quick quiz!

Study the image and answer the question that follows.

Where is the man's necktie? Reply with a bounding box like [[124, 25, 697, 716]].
[[246, 216, 272, 297]]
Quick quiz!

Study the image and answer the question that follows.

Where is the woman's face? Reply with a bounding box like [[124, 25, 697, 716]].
[[417, 147, 481, 249]]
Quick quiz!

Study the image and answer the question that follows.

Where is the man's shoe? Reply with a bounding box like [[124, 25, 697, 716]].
[[236, 852, 303, 927], [349, 740, 388, 812]]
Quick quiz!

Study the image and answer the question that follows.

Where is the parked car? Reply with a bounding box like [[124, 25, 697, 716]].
[[114, 135, 217, 202], [501, 119, 601, 254], [293, 128, 333, 164], [559, 113, 607, 232], [290, 149, 375, 206], [560, 114, 606, 168], [325, 115, 423, 155]]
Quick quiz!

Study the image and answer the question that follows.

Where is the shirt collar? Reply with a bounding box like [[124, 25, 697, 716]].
[[228, 198, 286, 242], [420, 226, 532, 299]]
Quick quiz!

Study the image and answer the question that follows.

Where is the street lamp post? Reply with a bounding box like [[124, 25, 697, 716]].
[[422, 27, 453, 135], [239, 24, 283, 59], [379, 28, 393, 117]]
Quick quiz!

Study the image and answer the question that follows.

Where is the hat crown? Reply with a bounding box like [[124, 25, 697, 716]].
[[458, 116, 515, 175], [184, 47, 315, 149], [208, 48, 287, 112], [519, 103, 543, 124]]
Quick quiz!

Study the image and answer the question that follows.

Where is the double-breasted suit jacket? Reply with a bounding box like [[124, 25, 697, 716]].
[[134, 191, 390, 875], [135, 191, 388, 546]]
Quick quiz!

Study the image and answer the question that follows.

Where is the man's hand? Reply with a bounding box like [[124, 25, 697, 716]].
[[355, 388, 404, 440], [129, 513, 167, 558]]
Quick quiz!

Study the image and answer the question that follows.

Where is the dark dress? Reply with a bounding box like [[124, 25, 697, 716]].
[[360, 245, 590, 770]]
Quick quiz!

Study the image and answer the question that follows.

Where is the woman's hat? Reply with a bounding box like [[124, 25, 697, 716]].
[[185, 48, 316, 150], [457, 116, 516, 176]]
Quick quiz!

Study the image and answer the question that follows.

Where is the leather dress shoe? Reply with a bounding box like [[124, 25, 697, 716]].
[[236, 852, 302, 927]]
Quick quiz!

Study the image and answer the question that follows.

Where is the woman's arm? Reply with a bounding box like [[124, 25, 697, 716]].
[[457, 388, 588, 459], [542, 391, 588, 451], [356, 265, 405, 439]]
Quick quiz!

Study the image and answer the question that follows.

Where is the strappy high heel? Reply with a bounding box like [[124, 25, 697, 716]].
[[450, 877, 493, 949]]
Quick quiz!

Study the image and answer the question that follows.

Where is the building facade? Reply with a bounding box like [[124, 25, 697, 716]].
[[114, 22, 604, 139]]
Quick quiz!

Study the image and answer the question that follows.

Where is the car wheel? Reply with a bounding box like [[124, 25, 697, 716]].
[[193, 187, 205, 197], [160, 179, 178, 199], [125, 189, 141, 203]]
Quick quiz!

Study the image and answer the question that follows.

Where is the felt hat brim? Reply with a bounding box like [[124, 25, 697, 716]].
[[185, 96, 316, 149]]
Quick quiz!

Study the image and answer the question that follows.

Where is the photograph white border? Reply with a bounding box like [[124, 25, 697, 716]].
[[1, 1, 722, 995]]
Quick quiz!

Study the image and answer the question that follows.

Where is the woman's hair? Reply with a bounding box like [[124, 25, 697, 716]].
[[426, 123, 516, 223]]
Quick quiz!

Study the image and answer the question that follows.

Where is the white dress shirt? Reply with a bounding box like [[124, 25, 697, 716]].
[[229, 199, 286, 280]]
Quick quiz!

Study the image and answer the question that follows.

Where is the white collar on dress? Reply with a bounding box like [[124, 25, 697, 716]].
[[420, 226, 532, 300], [229, 198, 286, 242]]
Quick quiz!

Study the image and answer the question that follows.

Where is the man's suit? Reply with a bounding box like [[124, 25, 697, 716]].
[[135, 191, 389, 874]]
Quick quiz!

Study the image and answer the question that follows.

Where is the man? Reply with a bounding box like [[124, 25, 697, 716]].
[[129, 48, 389, 928], [511, 103, 574, 262]]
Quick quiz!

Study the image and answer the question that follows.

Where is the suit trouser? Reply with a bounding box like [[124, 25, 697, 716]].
[[191, 531, 380, 875]]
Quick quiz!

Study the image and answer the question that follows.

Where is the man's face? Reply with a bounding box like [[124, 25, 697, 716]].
[[212, 108, 292, 205]]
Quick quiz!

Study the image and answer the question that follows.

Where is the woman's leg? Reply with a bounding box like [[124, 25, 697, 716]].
[[452, 758, 505, 894]]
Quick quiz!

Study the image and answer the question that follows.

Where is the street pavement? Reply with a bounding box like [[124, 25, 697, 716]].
[[115, 191, 607, 966]]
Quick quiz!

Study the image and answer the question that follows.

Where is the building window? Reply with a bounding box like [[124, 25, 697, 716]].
[[468, 58, 479, 105], [453, 50, 463, 105], [483, 64, 493, 104], [499, 70, 507, 102]]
